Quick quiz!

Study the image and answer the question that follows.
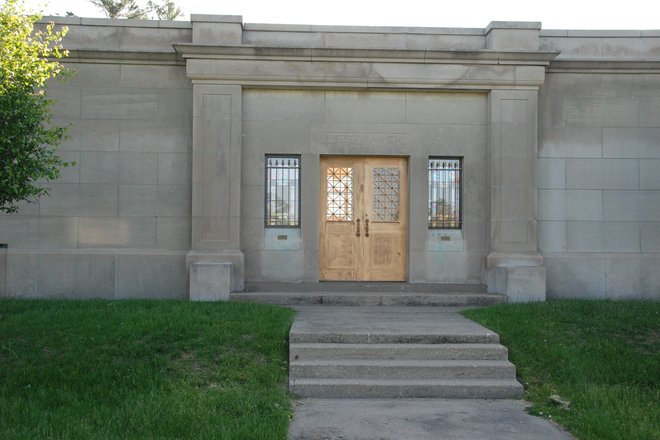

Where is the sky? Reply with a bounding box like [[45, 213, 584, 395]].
[[22, 0, 660, 30]]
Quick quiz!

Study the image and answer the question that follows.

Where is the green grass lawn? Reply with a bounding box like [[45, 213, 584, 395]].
[[0, 299, 295, 440], [464, 300, 660, 440]]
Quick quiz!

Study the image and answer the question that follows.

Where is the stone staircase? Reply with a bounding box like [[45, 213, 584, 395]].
[[232, 284, 522, 399]]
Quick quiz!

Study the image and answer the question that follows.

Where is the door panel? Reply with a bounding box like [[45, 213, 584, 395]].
[[320, 156, 407, 281]]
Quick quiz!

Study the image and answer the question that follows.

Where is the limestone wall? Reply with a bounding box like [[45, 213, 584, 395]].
[[2, 16, 659, 299], [241, 89, 487, 283], [538, 31, 660, 299], [0, 19, 193, 298]]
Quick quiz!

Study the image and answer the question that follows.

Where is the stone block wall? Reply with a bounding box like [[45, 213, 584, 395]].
[[537, 31, 660, 299], [1, 17, 658, 300], [0, 19, 193, 298], [241, 89, 488, 284]]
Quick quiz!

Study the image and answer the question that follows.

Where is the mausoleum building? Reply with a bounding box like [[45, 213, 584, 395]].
[[1, 15, 659, 301]]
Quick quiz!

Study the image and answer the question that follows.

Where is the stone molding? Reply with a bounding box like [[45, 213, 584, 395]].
[[174, 44, 558, 64], [547, 60, 660, 73], [176, 45, 557, 90], [64, 50, 185, 65]]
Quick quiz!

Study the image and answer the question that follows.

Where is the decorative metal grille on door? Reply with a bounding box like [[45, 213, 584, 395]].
[[371, 167, 400, 222], [326, 167, 353, 221]]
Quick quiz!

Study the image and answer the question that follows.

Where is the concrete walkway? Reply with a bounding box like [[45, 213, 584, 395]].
[[288, 306, 576, 439], [289, 398, 575, 440]]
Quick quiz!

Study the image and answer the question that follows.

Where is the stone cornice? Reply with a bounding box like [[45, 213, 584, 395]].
[[548, 59, 660, 73], [173, 44, 559, 66], [62, 49, 185, 65]]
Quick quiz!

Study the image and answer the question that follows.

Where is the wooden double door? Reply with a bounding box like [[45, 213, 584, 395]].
[[319, 156, 408, 281]]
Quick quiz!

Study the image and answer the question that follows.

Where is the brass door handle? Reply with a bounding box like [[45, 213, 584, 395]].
[[365, 219, 369, 237], [355, 218, 360, 237]]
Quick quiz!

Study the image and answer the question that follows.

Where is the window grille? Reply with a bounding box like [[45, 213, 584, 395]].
[[326, 167, 353, 221], [265, 155, 300, 227], [428, 158, 462, 229], [372, 167, 400, 222]]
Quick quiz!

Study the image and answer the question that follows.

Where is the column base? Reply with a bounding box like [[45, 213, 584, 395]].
[[186, 250, 244, 301], [189, 262, 232, 301], [486, 252, 546, 302]]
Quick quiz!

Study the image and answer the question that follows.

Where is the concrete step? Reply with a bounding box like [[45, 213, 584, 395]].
[[289, 378, 524, 399], [290, 342, 509, 361], [290, 359, 517, 380], [230, 291, 506, 307], [289, 331, 500, 345]]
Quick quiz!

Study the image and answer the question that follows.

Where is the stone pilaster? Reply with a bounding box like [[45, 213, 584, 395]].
[[186, 83, 244, 295], [486, 89, 546, 301]]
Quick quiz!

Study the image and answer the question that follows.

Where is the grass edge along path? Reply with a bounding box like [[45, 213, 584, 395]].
[[464, 300, 660, 440], [0, 299, 295, 440]]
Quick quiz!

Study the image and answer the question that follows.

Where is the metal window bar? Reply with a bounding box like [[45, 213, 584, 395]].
[[428, 158, 462, 229], [265, 156, 300, 227]]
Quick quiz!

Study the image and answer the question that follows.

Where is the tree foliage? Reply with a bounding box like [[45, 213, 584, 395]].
[[147, 0, 182, 20], [0, 0, 71, 213], [89, 0, 183, 20], [89, 0, 148, 19]]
